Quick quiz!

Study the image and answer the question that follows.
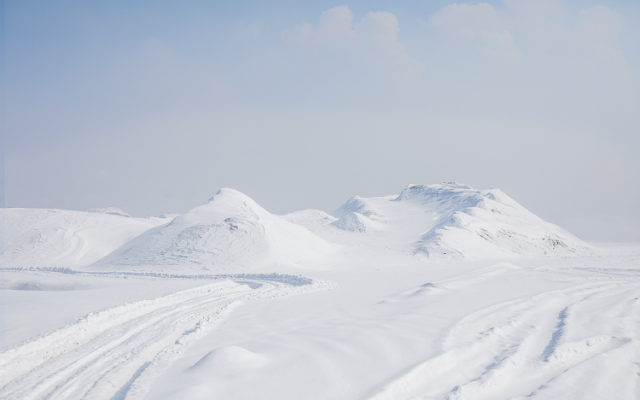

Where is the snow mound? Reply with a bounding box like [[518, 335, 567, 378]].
[[379, 282, 447, 304], [281, 209, 337, 227], [332, 196, 382, 220], [1, 209, 173, 268], [331, 212, 383, 233], [189, 345, 267, 375], [155, 213, 181, 219], [398, 183, 593, 259], [95, 188, 335, 269], [86, 207, 131, 218]]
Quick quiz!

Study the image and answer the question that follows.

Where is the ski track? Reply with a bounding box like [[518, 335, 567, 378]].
[[0, 271, 336, 400], [366, 279, 640, 400]]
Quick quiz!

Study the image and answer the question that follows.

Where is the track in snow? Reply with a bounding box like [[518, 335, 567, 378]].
[[367, 279, 640, 400], [0, 273, 334, 400]]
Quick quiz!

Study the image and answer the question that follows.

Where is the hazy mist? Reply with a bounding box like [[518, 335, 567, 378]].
[[4, 0, 640, 240]]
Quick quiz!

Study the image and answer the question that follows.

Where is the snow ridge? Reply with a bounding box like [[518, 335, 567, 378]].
[[332, 196, 381, 220], [87, 207, 132, 218]]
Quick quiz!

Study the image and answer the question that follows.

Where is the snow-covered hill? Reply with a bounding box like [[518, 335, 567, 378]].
[[3, 183, 593, 271], [401, 183, 593, 258], [93, 188, 336, 270], [1, 209, 175, 268], [289, 182, 593, 260]]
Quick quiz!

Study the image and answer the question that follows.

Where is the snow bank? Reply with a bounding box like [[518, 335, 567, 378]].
[[0, 266, 318, 287]]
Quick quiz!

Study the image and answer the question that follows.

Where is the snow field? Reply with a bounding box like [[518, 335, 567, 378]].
[[2, 184, 637, 399], [138, 250, 640, 400]]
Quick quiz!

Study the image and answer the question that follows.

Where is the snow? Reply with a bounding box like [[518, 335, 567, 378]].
[[1, 209, 175, 268], [87, 207, 132, 218], [1, 183, 639, 400], [188, 345, 268, 375], [331, 211, 383, 232], [91, 188, 336, 272]]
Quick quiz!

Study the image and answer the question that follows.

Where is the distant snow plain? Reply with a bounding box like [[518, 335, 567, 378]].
[[1, 183, 639, 400]]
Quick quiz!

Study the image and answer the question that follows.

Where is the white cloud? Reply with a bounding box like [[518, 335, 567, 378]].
[[316, 5, 354, 44], [427, 1, 630, 73], [428, 3, 517, 64], [572, 5, 630, 102], [284, 6, 423, 83], [503, 0, 566, 24], [575, 5, 622, 46]]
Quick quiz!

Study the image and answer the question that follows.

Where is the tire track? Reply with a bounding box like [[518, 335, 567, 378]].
[[365, 280, 640, 400], [0, 275, 335, 400]]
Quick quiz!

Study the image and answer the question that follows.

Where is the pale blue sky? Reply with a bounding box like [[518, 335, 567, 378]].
[[4, 0, 640, 239]]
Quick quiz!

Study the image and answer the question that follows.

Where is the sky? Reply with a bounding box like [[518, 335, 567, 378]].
[[3, 0, 640, 240]]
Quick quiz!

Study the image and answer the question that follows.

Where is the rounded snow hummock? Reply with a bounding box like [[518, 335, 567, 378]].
[[188, 345, 267, 375]]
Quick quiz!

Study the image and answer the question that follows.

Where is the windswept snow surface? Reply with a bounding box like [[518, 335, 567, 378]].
[[1, 209, 175, 268], [2, 183, 637, 400]]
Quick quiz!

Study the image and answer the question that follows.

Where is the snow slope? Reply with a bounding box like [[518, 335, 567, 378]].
[[1, 209, 175, 268], [93, 188, 336, 271]]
